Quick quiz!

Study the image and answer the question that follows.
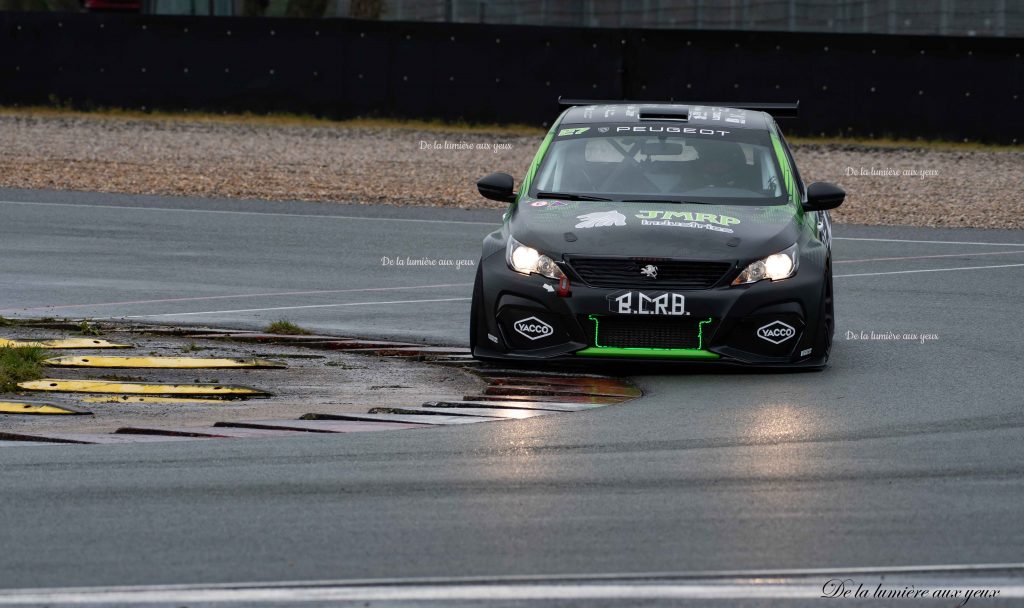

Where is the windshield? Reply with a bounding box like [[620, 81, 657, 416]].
[[532, 127, 787, 205]]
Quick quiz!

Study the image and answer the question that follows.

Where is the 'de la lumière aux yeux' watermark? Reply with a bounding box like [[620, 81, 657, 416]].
[[845, 330, 939, 344], [381, 256, 476, 270], [419, 140, 514, 154], [822, 578, 1000, 607], [845, 166, 939, 178]]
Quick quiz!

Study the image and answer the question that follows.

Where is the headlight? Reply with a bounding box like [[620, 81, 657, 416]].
[[732, 243, 799, 285], [507, 237, 565, 280]]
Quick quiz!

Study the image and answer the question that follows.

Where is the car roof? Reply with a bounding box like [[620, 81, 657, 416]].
[[559, 103, 773, 131]]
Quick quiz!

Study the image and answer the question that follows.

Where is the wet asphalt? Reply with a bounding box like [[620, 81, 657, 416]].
[[1, 188, 1023, 599]]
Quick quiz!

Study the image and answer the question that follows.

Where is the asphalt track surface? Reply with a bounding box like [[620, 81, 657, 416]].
[[2, 188, 1024, 604]]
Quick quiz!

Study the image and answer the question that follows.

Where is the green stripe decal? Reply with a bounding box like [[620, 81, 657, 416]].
[[517, 118, 561, 202], [577, 315, 720, 359], [770, 131, 800, 206]]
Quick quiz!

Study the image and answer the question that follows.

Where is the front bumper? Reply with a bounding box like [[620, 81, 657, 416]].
[[472, 251, 828, 367]]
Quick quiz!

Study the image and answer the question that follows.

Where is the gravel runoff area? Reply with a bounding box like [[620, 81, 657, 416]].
[[1, 112, 1021, 229]]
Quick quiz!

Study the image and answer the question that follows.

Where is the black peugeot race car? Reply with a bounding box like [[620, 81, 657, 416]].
[[470, 99, 845, 368]]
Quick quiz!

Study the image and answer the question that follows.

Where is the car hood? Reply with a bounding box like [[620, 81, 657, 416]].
[[509, 199, 802, 261]]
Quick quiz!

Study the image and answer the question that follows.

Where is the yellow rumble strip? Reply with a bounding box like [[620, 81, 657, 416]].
[[81, 396, 232, 404], [0, 401, 90, 415], [0, 338, 132, 349], [43, 356, 287, 369], [16, 379, 270, 397]]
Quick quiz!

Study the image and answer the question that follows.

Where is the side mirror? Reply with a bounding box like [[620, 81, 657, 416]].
[[804, 181, 845, 211], [477, 172, 516, 203]]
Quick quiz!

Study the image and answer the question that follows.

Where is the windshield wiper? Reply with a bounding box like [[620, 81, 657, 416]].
[[621, 198, 711, 205], [535, 191, 612, 202]]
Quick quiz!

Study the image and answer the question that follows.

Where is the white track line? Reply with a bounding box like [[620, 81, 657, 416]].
[[836, 250, 1024, 264], [6, 556, 1015, 585], [117, 297, 473, 318], [2, 563, 1022, 604], [0, 199, 499, 226], [16, 263, 1024, 320], [835, 262, 1024, 278], [834, 236, 1024, 247], [0, 583, 853, 603], [5, 201, 1024, 246], [6, 201, 1024, 245], [0, 283, 473, 314], [2, 562, 1021, 593], [2, 571, 1023, 604], [98, 264, 1024, 318]]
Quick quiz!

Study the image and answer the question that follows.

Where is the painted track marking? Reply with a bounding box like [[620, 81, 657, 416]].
[[834, 236, 1024, 247], [2, 562, 1023, 604], [0, 283, 473, 314], [118, 297, 473, 318], [6, 198, 1024, 318], [4, 201, 1024, 245], [837, 250, 1024, 264], [836, 262, 1024, 278], [99, 265, 1024, 318], [0, 199, 499, 226]]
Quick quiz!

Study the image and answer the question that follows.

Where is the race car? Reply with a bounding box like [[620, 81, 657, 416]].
[[470, 99, 845, 368]]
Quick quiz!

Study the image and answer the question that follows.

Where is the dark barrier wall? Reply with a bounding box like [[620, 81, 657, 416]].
[[1, 12, 1021, 142]]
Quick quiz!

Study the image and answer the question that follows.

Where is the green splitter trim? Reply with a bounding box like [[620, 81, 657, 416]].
[[576, 346, 720, 359], [577, 315, 720, 359]]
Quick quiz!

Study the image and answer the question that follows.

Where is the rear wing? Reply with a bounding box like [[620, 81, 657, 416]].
[[557, 97, 800, 118]]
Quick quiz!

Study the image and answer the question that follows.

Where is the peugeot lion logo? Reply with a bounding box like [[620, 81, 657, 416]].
[[640, 264, 658, 279]]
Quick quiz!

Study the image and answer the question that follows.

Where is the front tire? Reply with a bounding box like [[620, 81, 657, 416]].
[[469, 261, 484, 356], [815, 260, 834, 364]]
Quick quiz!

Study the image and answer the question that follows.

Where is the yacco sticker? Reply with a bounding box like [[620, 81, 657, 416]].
[[757, 321, 796, 344], [558, 127, 590, 136], [608, 291, 687, 316], [575, 210, 626, 229], [513, 317, 554, 341]]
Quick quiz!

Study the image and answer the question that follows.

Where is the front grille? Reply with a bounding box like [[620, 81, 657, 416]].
[[590, 316, 708, 350], [567, 257, 732, 289]]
